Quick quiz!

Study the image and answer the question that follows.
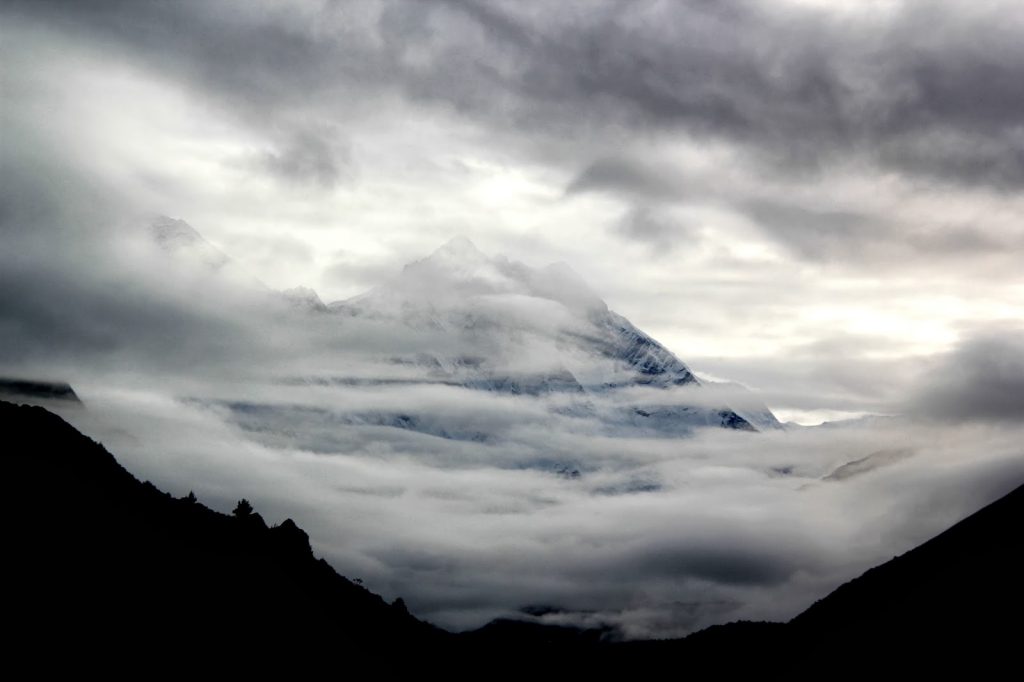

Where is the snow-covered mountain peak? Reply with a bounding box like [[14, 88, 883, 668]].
[[403, 235, 491, 277], [352, 238, 608, 320], [389, 236, 507, 296], [318, 238, 773, 434], [282, 286, 328, 312], [149, 216, 230, 270], [432, 235, 485, 260], [151, 215, 201, 243]]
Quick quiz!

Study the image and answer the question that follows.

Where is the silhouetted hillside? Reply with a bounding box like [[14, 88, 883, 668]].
[[605, 480, 1024, 672], [790, 478, 1024, 658], [2, 400, 445, 671], [453, 476, 1024, 672], [3, 399, 1021, 673]]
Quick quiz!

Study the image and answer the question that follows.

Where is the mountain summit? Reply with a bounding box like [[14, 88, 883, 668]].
[[430, 234, 489, 261], [328, 238, 777, 435], [340, 236, 607, 317], [141, 221, 778, 438], [150, 216, 230, 270]]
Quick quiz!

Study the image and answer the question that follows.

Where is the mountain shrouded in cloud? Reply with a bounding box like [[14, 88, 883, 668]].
[[144, 217, 775, 444], [5, 0, 1024, 424], [150, 216, 231, 271], [324, 233, 774, 435], [3, 0, 1024, 648]]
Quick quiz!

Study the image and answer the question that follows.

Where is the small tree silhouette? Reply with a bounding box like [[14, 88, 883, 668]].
[[233, 498, 254, 518], [185, 491, 197, 504]]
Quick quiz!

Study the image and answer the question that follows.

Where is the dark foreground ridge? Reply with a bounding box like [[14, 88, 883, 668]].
[[2, 400, 443, 672], [3, 400, 1021, 673]]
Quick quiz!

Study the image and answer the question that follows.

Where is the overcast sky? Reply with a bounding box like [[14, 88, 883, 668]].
[[4, 0, 1024, 421]]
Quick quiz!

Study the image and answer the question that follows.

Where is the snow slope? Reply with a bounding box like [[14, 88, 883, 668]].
[[326, 237, 774, 435]]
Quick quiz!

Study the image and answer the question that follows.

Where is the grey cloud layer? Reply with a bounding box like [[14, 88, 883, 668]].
[[12, 1, 1024, 183], [909, 329, 1024, 423], [251, 127, 355, 189], [5, 0, 1023, 316]]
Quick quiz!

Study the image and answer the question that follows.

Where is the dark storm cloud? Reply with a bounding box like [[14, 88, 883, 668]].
[[743, 200, 879, 261], [880, 129, 1024, 192], [427, 0, 1024, 186], [565, 157, 686, 202], [252, 128, 355, 189], [905, 225, 1008, 256], [9, 0, 1024, 190], [614, 207, 696, 253], [0, 223, 269, 378], [2, 0, 362, 117], [614, 539, 802, 587], [910, 330, 1024, 423], [742, 198, 1017, 265], [0, 128, 263, 376]]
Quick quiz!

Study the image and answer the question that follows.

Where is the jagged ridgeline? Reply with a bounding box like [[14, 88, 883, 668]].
[[2, 400, 445, 668]]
